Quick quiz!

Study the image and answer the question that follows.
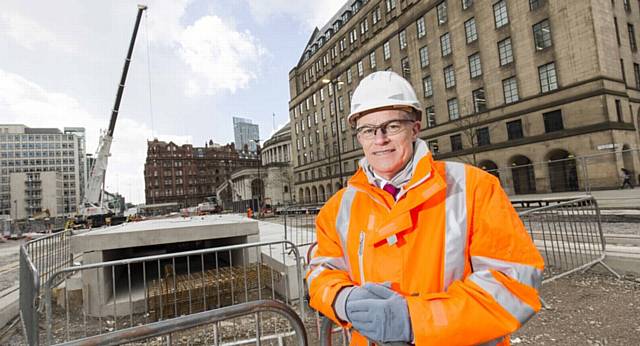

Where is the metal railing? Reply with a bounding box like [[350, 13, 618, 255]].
[[24, 229, 74, 293], [19, 245, 40, 346], [282, 204, 322, 248], [518, 195, 621, 283], [40, 240, 305, 345], [56, 300, 308, 346]]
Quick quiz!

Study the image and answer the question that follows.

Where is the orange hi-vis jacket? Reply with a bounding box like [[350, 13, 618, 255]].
[[306, 152, 544, 345]]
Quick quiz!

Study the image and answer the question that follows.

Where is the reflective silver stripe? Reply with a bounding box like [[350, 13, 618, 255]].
[[308, 256, 348, 271], [443, 162, 468, 289], [471, 256, 543, 290], [469, 270, 536, 324], [306, 266, 327, 287], [336, 187, 357, 278], [478, 337, 503, 346]]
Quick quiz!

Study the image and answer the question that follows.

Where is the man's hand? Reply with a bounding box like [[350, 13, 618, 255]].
[[346, 283, 413, 343], [334, 284, 383, 322]]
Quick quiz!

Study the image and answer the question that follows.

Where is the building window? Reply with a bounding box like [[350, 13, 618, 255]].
[[529, 0, 544, 10], [503, 77, 519, 104], [614, 17, 621, 45], [369, 51, 377, 70], [416, 17, 426, 38], [450, 134, 463, 151], [621, 58, 627, 83], [462, 0, 473, 10], [423, 76, 433, 97], [426, 106, 436, 127], [386, 0, 396, 12], [468, 53, 482, 78], [634, 63, 640, 89], [347, 68, 353, 83], [360, 19, 369, 35], [447, 98, 460, 120], [357, 60, 364, 76], [539, 62, 558, 92], [428, 139, 439, 153], [507, 119, 523, 140], [543, 110, 564, 133], [615, 99, 624, 122], [476, 127, 490, 146], [493, 0, 509, 28], [473, 88, 487, 113], [372, 7, 381, 24], [437, 1, 448, 24], [498, 38, 514, 66], [440, 33, 452, 56], [419, 46, 430, 67], [464, 18, 478, 43], [399, 30, 407, 50], [401, 58, 410, 79], [624, 0, 631, 11], [444, 65, 456, 88], [383, 41, 391, 60], [628, 23, 637, 50], [349, 29, 358, 44], [533, 19, 552, 50]]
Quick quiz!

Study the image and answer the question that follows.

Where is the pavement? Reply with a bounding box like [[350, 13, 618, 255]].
[[511, 188, 639, 209]]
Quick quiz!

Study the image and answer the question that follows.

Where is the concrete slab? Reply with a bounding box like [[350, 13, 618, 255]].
[[0, 286, 18, 330], [71, 215, 259, 253]]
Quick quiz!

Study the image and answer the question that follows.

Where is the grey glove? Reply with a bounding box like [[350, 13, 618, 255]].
[[346, 282, 413, 343], [333, 285, 382, 322]]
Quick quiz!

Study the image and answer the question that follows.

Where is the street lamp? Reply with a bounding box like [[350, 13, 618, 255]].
[[322, 78, 346, 188], [251, 138, 262, 216]]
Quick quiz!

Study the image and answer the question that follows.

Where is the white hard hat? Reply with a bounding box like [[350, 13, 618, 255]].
[[347, 71, 422, 126]]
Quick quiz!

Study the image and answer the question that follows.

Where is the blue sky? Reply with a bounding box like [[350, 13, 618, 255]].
[[0, 0, 345, 203]]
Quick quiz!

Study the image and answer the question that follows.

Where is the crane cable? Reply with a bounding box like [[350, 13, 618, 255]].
[[144, 9, 155, 140]]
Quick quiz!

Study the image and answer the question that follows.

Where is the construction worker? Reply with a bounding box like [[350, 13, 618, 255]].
[[247, 207, 253, 219], [306, 71, 544, 345]]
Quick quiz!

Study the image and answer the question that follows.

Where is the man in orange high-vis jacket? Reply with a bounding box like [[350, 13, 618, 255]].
[[306, 71, 544, 345]]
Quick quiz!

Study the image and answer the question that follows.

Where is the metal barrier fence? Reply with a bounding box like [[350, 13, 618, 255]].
[[518, 196, 620, 283], [24, 229, 74, 294], [483, 148, 640, 196], [40, 240, 305, 345], [19, 245, 40, 346], [282, 204, 322, 249], [56, 300, 308, 346]]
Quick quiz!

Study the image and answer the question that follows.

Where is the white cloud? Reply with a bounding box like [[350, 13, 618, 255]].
[[0, 11, 74, 52], [244, 0, 347, 30], [179, 16, 267, 95], [0, 69, 189, 204]]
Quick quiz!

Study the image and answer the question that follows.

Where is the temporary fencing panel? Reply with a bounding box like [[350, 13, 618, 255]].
[[518, 196, 620, 283], [19, 245, 40, 346], [283, 204, 322, 248], [24, 229, 74, 294], [40, 240, 305, 345], [54, 300, 308, 346]]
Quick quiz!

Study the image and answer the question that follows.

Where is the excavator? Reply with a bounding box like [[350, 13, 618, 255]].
[[68, 5, 147, 229]]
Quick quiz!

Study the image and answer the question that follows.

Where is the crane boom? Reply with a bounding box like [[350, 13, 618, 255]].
[[82, 5, 147, 213]]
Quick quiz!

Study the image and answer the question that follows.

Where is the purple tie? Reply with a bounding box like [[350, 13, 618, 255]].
[[382, 183, 400, 199]]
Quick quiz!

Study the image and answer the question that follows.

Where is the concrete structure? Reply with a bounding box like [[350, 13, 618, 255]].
[[0, 124, 86, 217], [70, 215, 260, 316], [9, 171, 63, 219], [144, 139, 259, 208], [233, 117, 260, 152], [288, 0, 640, 200]]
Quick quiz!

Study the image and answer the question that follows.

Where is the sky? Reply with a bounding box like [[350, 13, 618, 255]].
[[0, 0, 345, 204]]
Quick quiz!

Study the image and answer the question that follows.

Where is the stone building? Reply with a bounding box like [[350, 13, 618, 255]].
[[9, 171, 63, 220], [288, 0, 640, 200], [0, 124, 87, 217], [143, 139, 259, 208], [218, 123, 295, 210]]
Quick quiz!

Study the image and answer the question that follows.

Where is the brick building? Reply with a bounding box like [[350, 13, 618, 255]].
[[289, 0, 640, 202], [144, 139, 259, 207]]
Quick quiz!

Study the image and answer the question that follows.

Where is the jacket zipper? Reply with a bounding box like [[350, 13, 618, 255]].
[[358, 230, 366, 284]]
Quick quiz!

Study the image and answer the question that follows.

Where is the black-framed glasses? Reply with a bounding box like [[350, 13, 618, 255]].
[[355, 119, 416, 139]]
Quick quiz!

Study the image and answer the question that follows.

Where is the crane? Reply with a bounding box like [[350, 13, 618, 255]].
[[78, 4, 147, 228]]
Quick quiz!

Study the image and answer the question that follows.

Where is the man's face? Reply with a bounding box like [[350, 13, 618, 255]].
[[355, 109, 420, 180]]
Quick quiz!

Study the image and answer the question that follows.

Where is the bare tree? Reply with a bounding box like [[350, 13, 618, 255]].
[[452, 100, 498, 167]]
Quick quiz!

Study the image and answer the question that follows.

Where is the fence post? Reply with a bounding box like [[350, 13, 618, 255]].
[[582, 157, 591, 194]]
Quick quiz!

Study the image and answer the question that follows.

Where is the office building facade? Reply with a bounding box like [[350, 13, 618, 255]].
[[233, 117, 260, 152], [0, 124, 86, 218], [289, 0, 640, 201]]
